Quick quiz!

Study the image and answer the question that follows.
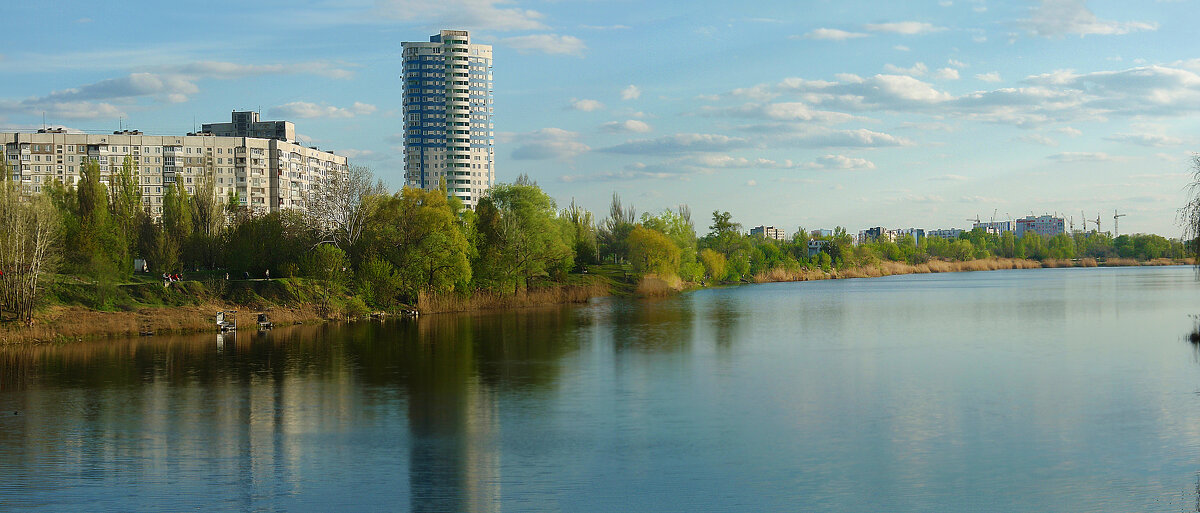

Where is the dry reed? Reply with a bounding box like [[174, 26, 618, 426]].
[[418, 281, 611, 314]]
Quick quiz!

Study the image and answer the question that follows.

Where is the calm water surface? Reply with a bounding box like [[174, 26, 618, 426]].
[[2, 267, 1200, 512]]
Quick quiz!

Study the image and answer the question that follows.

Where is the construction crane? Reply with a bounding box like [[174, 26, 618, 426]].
[[1094, 213, 1102, 234], [1068, 216, 1074, 232], [990, 209, 998, 223], [1080, 210, 1088, 232], [968, 214, 981, 226], [1114, 209, 1126, 237]]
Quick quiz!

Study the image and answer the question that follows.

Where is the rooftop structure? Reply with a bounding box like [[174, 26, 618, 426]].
[[201, 111, 296, 143]]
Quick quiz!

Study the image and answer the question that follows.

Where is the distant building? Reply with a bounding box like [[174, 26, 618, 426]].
[[810, 229, 833, 238], [927, 228, 964, 240], [972, 220, 1015, 235], [858, 226, 888, 244], [750, 225, 786, 241], [889, 228, 925, 243], [202, 111, 296, 143], [1015, 215, 1065, 238], [807, 239, 829, 257], [1, 120, 347, 218]]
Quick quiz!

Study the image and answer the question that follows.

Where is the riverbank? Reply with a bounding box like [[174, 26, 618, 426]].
[[1, 257, 1190, 345], [749, 256, 1191, 284]]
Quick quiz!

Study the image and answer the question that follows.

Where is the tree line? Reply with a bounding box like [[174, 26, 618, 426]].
[[0, 156, 1192, 324]]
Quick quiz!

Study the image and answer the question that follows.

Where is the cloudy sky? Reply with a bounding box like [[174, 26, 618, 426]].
[[3, 0, 1199, 236]]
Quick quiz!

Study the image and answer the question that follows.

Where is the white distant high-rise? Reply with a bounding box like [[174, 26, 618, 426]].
[[402, 29, 495, 208]]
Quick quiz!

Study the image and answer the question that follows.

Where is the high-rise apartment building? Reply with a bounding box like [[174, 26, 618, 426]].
[[402, 29, 495, 208], [1, 115, 346, 218]]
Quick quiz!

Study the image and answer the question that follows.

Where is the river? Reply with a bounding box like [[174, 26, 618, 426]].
[[2, 266, 1199, 512]]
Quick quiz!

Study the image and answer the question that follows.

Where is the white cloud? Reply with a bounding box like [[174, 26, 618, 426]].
[[601, 120, 652, 133], [934, 67, 960, 80], [568, 98, 604, 111], [500, 34, 586, 57], [599, 133, 751, 155], [746, 180, 758, 186], [1013, 134, 1059, 146], [621, 85, 641, 100], [1047, 151, 1115, 162], [512, 128, 590, 160], [580, 24, 630, 30], [773, 127, 914, 148], [1103, 133, 1183, 147], [884, 62, 929, 77], [805, 154, 877, 170], [975, 71, 1002, 82], [335, 149, 385, 161], [1023, 0, 1157, 37], [929, 174, 969, 181], [163, 60, 356, 80], [864, 21, 946, 35], [374, 0, 546, 31], [270, 101, 376, 118], [948, 59, 967, 68], [1057, 126, 1083, 136], [801, 28, 870, 41], [703, 102, 854, 124], [894, 45, 911, 52]]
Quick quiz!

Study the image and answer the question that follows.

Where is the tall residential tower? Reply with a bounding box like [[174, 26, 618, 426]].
[[402, 29, 495, 208]]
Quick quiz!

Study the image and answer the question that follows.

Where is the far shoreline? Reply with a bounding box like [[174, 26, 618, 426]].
[[1, 257, 1191, 346]]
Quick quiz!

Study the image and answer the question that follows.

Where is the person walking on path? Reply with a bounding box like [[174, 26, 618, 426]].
[[265, 269, 270, 280]]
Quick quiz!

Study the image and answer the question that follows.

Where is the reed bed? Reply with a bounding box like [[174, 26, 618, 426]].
[[1102, 257, 1140, 266], [418, 281, 611, 314]]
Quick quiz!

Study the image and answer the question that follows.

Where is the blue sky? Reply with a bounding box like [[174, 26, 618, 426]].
[[3, 0, 1199, 236]]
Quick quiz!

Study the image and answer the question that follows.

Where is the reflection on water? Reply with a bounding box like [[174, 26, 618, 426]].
[[1, 267, 1200, 511]]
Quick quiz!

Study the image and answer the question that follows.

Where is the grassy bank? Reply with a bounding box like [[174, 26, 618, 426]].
[[0, 276, 342, 345], [749, 256, 1193, 284]]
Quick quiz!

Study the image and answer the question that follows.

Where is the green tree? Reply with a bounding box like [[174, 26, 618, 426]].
[[698, 248, 727, 282], [562, 198, 598, 268], [364, 186, 471, 301], [628, 225, 681, 277], [598, 192, 636, 263], [484, 177, 573, 291]]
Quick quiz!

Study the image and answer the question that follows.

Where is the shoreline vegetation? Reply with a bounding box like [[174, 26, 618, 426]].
[[1, 256, 1188, 345], [0, 160, 1194, 345]]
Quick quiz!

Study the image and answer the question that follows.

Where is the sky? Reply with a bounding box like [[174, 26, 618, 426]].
[[2, 0, 1199, 237]]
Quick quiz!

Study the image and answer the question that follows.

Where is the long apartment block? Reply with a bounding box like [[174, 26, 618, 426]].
[[1, 113, 347, 217]]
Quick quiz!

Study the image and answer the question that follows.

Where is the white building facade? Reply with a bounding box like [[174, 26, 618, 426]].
[[402, 29, 495, 208], [1015, 215, 1065, 238], [1, 127, 347, 217]]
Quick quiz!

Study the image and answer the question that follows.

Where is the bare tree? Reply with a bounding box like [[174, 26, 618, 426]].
[[306, 165, 387, 248], [0, 180, 59, 325], [1182, 154, 1200, 261]]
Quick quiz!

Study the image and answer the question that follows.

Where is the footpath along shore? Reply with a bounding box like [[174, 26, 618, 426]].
[[0, 257, 1189, 345]]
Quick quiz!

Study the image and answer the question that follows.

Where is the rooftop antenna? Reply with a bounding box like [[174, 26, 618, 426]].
[[42, 111, 46, 131], [1114, 209, 1127, 237]]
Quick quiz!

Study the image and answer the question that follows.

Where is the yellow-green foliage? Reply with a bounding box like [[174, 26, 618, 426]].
[[628, 225, 681, 277], [698, 248, 727, 282]]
